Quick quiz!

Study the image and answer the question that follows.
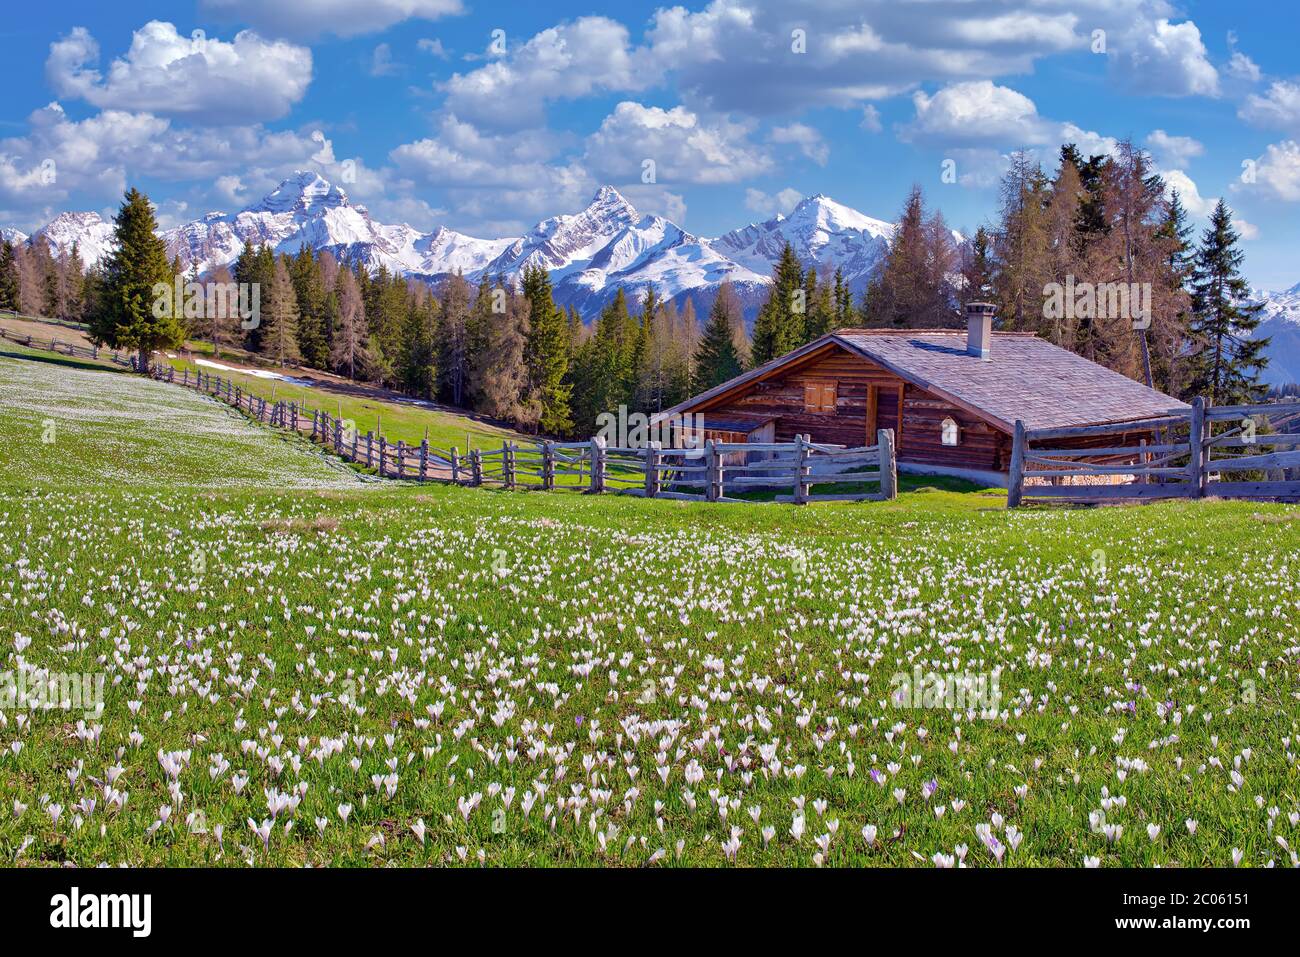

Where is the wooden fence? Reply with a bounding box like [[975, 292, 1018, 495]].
[[1008, 396, 1300, 505], [147, 364, 897, 504], [0, 324, 139, 368]]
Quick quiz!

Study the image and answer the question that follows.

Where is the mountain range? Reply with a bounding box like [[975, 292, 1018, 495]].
[[3, 171, 1296, 386]]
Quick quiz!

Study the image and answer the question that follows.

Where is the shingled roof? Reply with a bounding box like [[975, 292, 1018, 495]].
[[662, 329, 1188, 433]]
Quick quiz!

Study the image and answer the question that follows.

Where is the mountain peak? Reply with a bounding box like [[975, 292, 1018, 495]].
[[250, 171, 349, 215], [588, 185, 637, 215]]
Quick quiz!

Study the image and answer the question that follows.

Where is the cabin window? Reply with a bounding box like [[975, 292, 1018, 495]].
[[941, 417, 960, 446], [803, 381, 837, 414]]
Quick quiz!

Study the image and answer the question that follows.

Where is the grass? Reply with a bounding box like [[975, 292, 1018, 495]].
[[1, 354, 1298, 868], [161, 353, 533, 455]]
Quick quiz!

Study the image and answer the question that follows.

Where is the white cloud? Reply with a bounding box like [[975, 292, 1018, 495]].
[[390, 114, 576, 190], [1145, 130, 1204, 168], [1240, 81, 1300, 135], [771, 124, 829, 165], [860, 105, 882, 134], [1232, 217, 1259, 240], [1239, 140, 1300, 202], [417, 38, 449, 60], [900, 82, 1118, 167], [583, 102, 772, 185], [1160, 169, 1216, 216], [744, 187, 803, 219], [441, 17, 655, 128], [1226, 51, 1261, 84], [200, 0, 464, 40], [46, 22, 312, 124], [902, 81, 1047, 147], [1109, 18, 1219, 97]]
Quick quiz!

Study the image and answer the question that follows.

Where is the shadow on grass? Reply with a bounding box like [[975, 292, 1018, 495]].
[[0, 348, 125, 375]]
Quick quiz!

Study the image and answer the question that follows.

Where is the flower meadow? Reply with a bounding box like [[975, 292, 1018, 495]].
[[1, 356, 1299, 868]]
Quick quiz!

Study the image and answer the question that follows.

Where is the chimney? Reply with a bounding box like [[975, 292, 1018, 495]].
[[965, 302, 995, 360]]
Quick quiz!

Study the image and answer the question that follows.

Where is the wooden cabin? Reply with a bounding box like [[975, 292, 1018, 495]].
[[659, 303, 1189, 486]]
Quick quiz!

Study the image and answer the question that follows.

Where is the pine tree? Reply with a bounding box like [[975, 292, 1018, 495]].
[[752, 242, 805, 364], [959, 227, 995, 305], [89, 187, 185, 371], [0, 239, 20, 311], [289, 245, 329, 369], [696, 285, 745, 390], [521, 265, 572, 434], [1186, 200, 1269, 405], [260, 256, 303, 367]]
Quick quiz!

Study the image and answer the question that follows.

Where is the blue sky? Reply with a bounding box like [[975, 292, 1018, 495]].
[[2, 0, 1298, 288]]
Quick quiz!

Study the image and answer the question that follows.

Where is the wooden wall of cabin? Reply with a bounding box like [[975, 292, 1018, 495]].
[[694, 347, 1011, 471]]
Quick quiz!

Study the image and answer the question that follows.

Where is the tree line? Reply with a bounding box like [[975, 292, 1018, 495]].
[[1, 146, 1273, 436]]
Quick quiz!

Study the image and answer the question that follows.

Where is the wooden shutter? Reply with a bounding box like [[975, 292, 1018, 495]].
[[820, 382, 836, 412], [803, 382, 820, 412]]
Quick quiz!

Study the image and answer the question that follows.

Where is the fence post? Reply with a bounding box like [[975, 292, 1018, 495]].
[[705, 439, 720, 502], [542, 442, 555, 491], [793, 434, 809, 505], [644, 442, 661, 498], [396, 440, 406, 479], [1007, 420, 1026, 508], [419, 439, 429, 481], [591, 436, 606, 494], [471, 449, 483, 486], [450, 446, 460, 484], [366, 432, 374, 469], [1187, 396, 1206, 498], [503, 442, 515, 490], [878, 428, 898, 501], [379, 436, 387, 478]]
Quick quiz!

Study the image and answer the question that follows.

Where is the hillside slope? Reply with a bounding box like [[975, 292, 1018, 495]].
[[0, 354, 366, 489]]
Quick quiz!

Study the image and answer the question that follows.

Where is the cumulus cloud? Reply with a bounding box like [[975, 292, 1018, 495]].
[[441, 17, 655, 128], [1160, 169, 1216, 216], [1108, 17, 1219, 97], [771, 124, 829, 165], [901, 81, 1049, 147], [1232, 217, 1259, 240], [45, 22, 311, 124], [1240, 81, 1300, 135], [899, 81, 1119, 169], [859, 105, 883, 133], [583, 102, 771, 185], [1145, 130, 1204, 168], [744, 187, 803, 219], [390, 114, 576, 190], [1239, 140, 1300, 202], [200, 0, 464, 40]]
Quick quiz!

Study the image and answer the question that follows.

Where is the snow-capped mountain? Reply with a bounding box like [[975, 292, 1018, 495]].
[[0, 226, 27, 246], [158, 171, 512, 278], [2, 173, 924, 323], [31, 212, 117, 266], [1250, 281, 1300, 387], [711, 194, 896, 293]]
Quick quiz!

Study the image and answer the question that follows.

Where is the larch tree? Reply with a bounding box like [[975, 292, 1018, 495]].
[[260, 255, 303, 368]]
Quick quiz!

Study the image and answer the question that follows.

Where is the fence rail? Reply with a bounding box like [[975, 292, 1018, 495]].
[[1008, 396, 1300, 505]]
